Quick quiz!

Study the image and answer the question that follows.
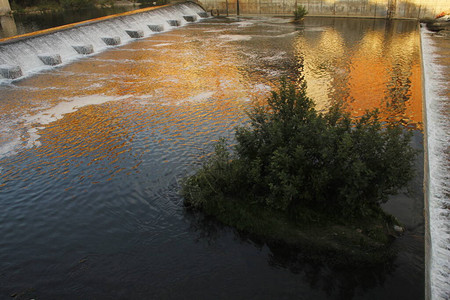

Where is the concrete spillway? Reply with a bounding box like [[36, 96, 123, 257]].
[[421, 27, 450, 300], [0, 1, 208, 81]]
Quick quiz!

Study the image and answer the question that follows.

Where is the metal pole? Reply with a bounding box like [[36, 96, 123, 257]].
[[237, 0, 240, 16], [374, 0, 377, 18]]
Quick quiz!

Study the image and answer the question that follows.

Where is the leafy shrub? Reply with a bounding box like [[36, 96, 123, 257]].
[[182, 79, 416, 220], [294, 5, 308, 20]]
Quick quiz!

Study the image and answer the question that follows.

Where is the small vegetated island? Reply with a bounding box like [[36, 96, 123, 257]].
[[182, 79, 416, 266]]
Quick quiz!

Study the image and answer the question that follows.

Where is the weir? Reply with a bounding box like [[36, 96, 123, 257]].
[[0, 1, 208, 80], [421, 27, 450, 300], [198, 0, 448, 19]]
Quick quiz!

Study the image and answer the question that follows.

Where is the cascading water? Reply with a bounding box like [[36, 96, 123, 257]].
[[421, 27, 450, 300], [0, 1, 208, 81]]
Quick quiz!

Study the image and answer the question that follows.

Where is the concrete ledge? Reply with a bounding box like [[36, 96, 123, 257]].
[[183, 15, 198, 22], [0, 64, 22, 79], [72, 44, 94, 55], [101, 36, 121, 46], [0, 0, 12, 16], [167, 19, 181, 27], [38, 54, 62, 66], [0, 2, 206, 45], [148, 24, 164, 32], [125, 29, 144, 38], [198, 12, 210, 18]]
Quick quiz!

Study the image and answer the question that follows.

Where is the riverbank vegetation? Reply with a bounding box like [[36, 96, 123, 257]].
[[293, 5, 308, 21], [182, 79, 417, 266], [10, 0, 166, 13]]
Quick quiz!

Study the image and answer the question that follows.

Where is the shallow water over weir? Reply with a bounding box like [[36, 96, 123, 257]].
[[421, 28, 450, 300], [0, 17, 423, 299]]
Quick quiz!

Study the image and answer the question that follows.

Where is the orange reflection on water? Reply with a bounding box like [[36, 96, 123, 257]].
[[0, 26, 263, 188], [0, 18, 424, 190], [295, 22, 422, 129]]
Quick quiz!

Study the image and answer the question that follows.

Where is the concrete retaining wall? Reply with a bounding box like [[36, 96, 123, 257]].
[[198, 0, 449, 19], [0, 0, 11, 16]]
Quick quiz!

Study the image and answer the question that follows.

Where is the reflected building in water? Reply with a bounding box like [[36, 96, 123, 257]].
[[295, 18, 422, 129]]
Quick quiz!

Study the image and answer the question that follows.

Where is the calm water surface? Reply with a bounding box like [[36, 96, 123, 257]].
[[0, 17, 423, 299]]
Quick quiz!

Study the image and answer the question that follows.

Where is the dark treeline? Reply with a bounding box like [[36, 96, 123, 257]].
[[11, 0, 107, 10], [11, 0, 166, 10]]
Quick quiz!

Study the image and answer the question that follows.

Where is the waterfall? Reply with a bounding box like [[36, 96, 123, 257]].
[[0, 1, 208, 81], [421, 27, 450, 300]]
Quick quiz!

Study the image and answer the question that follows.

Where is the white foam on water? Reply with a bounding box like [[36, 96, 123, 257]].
[[205, 29, 227, 33], [252, 83, 272, 92], [234, 20, 254, 27], [218, 34, 252, 42], [25, 94, 127, 126], [0, 135, 21, 158], [175, 91, 216, 105], [421, 27, 450, 300], [304, 27, 327, 32], [262, 52, 286, 61], [274, 31, 298, 38], [0, 94, 128, 159], [153, 43, 173, 47]]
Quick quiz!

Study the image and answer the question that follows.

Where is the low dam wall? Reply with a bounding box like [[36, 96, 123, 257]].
[[0, 1, 207, 80], [198, 0, 448, 19]]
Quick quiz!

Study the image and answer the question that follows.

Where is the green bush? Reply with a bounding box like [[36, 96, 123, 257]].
[[294, 5, 308, 20], [182, 80, 416, 220]]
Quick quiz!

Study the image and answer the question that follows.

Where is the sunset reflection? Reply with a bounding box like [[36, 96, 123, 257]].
[[0, 18, 423, 191], [294, 20, 422, 129]]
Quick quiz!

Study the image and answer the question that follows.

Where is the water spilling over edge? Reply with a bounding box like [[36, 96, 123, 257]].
[[421, 27, 450, 300], [0, 2, 207, 82]]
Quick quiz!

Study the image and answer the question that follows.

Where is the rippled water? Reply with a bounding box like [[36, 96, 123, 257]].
[[0, 17, 423, 299]]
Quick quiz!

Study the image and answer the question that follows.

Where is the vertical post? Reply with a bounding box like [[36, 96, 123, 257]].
[[374, 0, 377, 18], [237, 0, 240, 16], [0, 0, 12, 16], [226, 0, 229, 16], [0, 14, 17, 37], [294, 0, 298, 18], [387, 0, 396, 19]]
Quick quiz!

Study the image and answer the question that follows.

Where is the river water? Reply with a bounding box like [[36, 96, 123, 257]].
[[0, 17, 424, 299]]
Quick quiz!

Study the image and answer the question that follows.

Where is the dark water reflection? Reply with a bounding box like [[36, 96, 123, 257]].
[[0, 17, 423, 299]]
